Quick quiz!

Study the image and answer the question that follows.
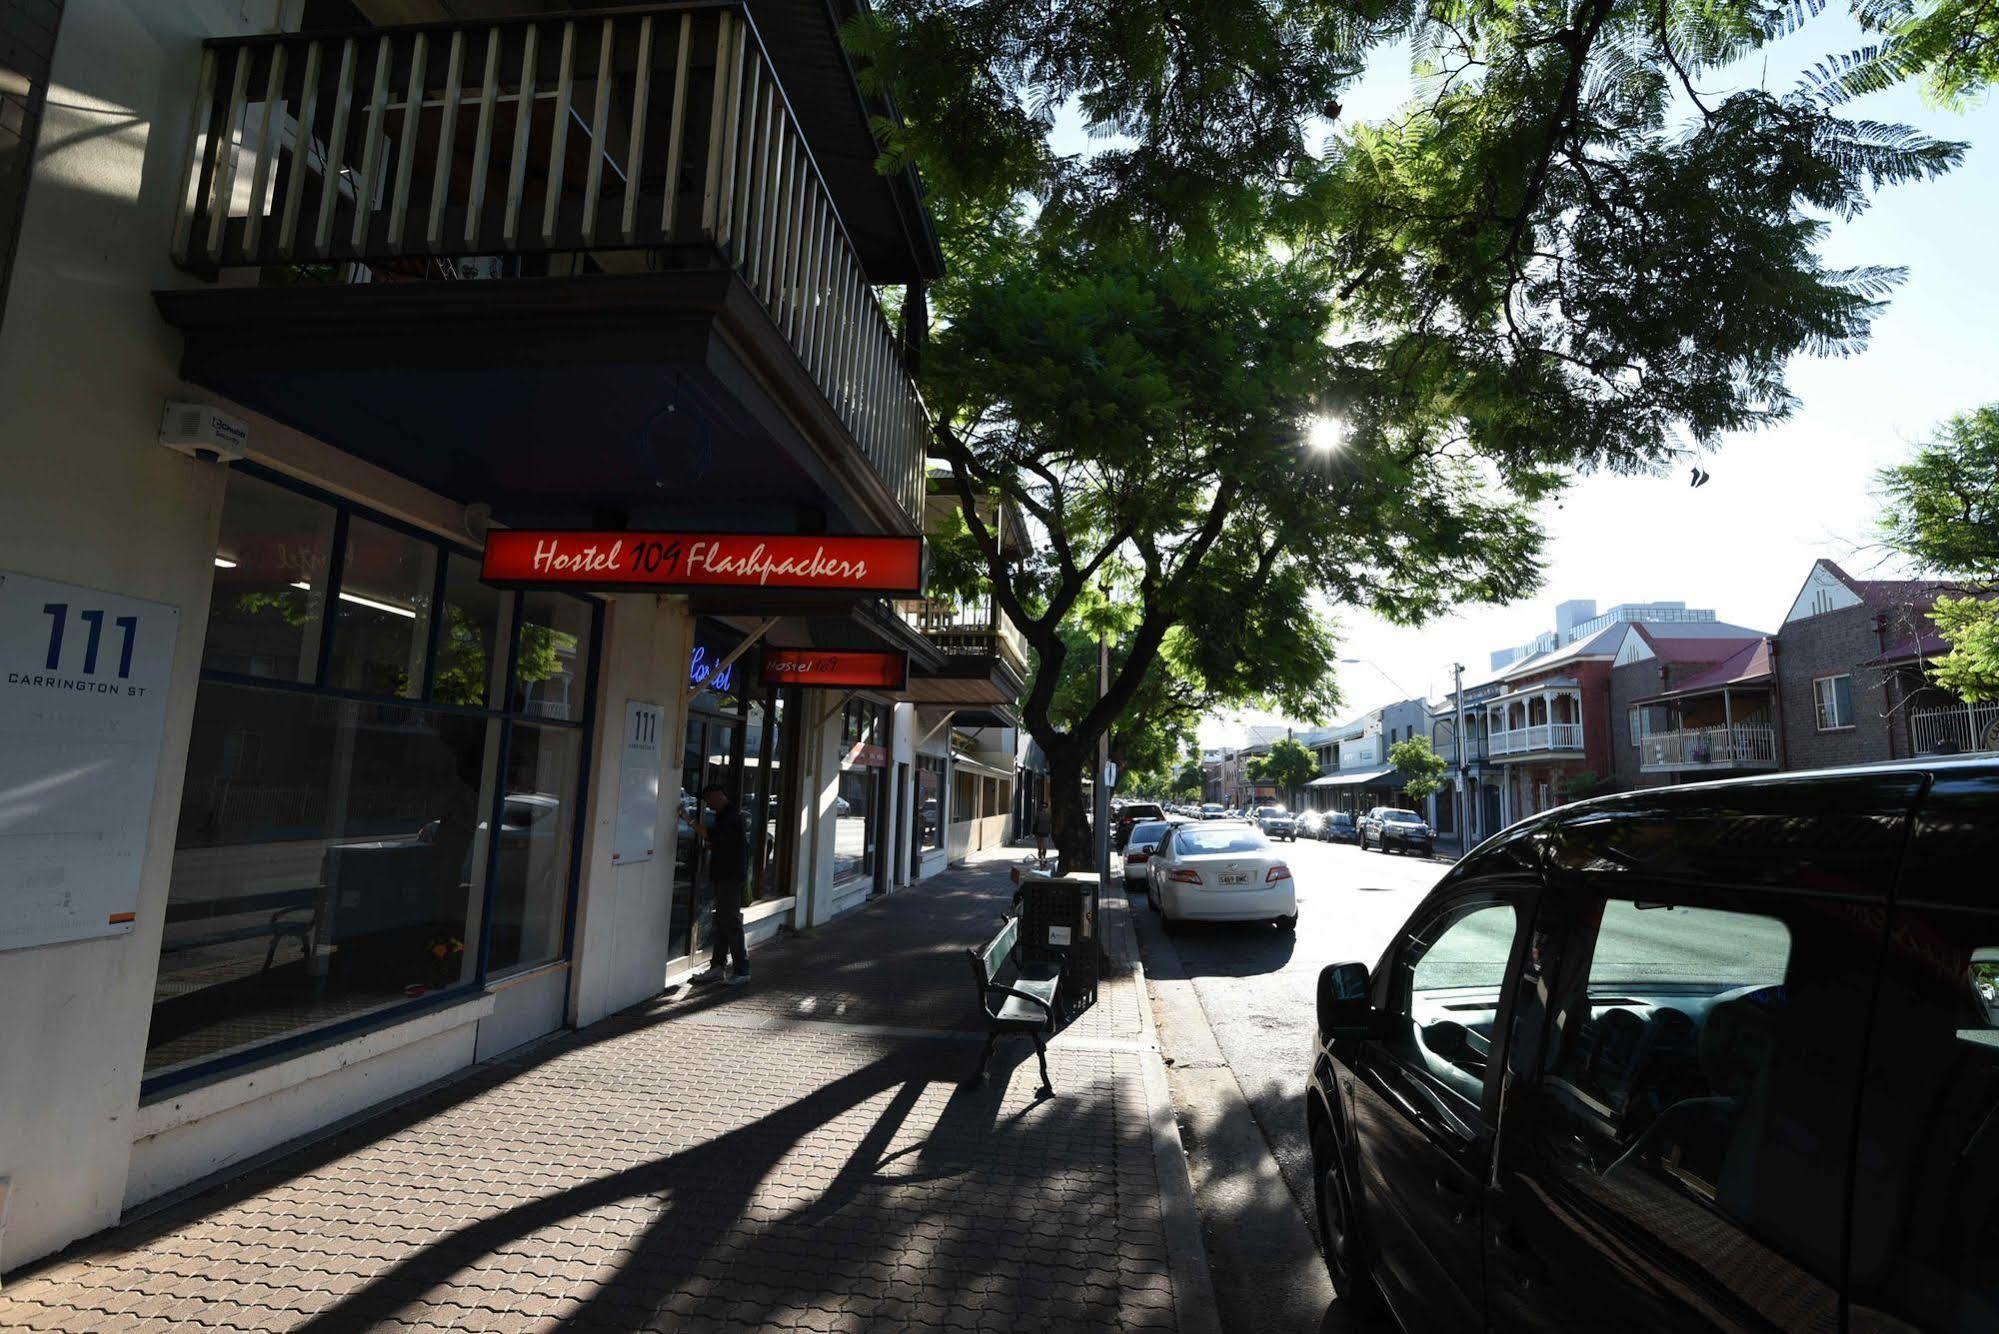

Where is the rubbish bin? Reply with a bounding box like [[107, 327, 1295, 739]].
[[1013, 872, 1099, 1010]]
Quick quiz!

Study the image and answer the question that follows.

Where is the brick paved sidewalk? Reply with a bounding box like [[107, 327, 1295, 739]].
[[0, 850, 1214, 1332]]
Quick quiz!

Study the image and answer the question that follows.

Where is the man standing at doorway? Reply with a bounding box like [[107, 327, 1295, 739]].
[[1033, 799, 1052, 866], [694, 783, 750, 986]]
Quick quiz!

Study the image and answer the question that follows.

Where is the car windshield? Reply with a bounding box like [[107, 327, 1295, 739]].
[[1255, 806, 1286, 817], [1129, 820, 1173, 843], [1329, 813, 1352, 824], [1175, 825, 1270, 854], [1382, 810, 1425, 824]]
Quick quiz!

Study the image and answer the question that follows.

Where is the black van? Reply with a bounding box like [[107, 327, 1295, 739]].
[[1306, 760, 1999, 1331]]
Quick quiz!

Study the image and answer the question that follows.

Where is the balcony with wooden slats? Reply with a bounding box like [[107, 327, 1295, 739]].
[[155, 3, 931, 537]]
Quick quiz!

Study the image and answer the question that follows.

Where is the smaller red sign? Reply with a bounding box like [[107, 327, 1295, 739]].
[[481, 531, 925, 595], [848, 743, 890, 769], [762, 649, 908, 691]]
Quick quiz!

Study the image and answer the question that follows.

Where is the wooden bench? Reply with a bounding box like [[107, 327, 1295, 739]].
[[967, 916, 1062, 1097]]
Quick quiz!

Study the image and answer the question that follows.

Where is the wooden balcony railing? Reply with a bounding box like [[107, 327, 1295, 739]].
[[1488, 723, 1584, 757], [170, 3, 927, 525], [894, 597, 1029, 679], [1638, 726, 1779, 770]]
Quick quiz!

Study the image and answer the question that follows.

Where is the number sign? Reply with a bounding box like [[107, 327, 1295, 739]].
[[612, 700, 664, 865], [1, 571, 178, 951]]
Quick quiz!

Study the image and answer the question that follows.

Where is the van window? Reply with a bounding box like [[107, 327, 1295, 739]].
[[1393, 900, 1519, 1105], [1845, 910, 1999, 1328], [1531, 890, 1872, 1327]]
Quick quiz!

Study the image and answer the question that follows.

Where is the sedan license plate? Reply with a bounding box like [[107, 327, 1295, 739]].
[[1220, 871, 1249, 885]]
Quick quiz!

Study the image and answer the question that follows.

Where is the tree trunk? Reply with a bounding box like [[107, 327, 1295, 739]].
[[1046, 744, 1094, 875]]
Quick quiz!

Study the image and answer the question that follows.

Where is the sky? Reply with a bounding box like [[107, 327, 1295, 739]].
[[1191, 17, 1999, 746]]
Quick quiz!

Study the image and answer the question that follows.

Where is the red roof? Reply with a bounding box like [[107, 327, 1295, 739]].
[[1637, 639, 1774, 701], [1819, 560, 1948, 614], [1637, 633, 1761, 664]]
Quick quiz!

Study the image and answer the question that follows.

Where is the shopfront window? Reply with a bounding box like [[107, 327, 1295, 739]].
[[327, 516, 435, 698], [431, 552, 508, 708], [202, 469, 335, 682], [745, 690, 789, 903], [835, 699, 887, 888], [150, 468, 597, 1084], [672, 623, 745, 961]]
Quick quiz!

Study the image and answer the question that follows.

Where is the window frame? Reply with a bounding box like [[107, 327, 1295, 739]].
[[1375, 882, 1536, 1127], [148, 462, 603, 1098], [1813, 672, 1855, 731]]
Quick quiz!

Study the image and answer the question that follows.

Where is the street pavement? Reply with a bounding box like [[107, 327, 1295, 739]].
[[0, 849, 1218, 1333], [1138, 837, 1449, 1221], [1129, 836, 1451, 1331]]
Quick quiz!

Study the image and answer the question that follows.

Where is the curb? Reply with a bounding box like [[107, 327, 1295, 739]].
[[1101, 884, 1225, 1334]]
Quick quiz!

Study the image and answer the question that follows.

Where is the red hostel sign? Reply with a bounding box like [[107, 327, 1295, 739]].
[[761, 649, 909, 690], [481, 531, 925, 595]]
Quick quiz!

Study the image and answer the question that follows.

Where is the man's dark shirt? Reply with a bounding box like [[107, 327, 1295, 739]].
[[708, 801, 748, 881]]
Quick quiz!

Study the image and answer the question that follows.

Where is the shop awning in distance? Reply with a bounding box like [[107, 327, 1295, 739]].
[[1307, 767, 1397, 787]]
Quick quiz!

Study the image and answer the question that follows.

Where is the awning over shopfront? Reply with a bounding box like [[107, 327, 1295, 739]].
[[1307, 767, 1397, 787]]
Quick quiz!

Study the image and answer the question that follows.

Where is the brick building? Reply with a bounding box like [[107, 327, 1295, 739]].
[[1608, 628, 1772, 790], [1773, 559, 1970, 768]]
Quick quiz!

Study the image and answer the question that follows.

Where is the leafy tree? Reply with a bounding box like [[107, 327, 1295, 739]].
[[1171, 760, 1206, 802], [853, 0, 1961, 870], [1389, 737, 1450, 803], [1877, 405, 1999, 701], [1809, 0, 1999, 109], [1257, 739, 1322, 806]]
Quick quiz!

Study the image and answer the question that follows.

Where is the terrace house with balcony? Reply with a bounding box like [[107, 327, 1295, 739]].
[[1773, 559, 1993, 767], [1482, 605, 1763, 822], [1609, 626, 1775, 789]]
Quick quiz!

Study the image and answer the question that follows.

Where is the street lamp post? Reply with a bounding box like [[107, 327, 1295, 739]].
[[1452, 661, 1470, 848]]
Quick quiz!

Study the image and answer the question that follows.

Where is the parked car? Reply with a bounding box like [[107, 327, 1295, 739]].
[[1319, 810, 1359, 844], [1253, 805, 1298, 841], [1149, 820, 1295, 933], [1357, 806, 1432, 855], [1305, 759, 1999, 1332], [1115, 802, 1167, 850], [1120, 817, 1184, 887]]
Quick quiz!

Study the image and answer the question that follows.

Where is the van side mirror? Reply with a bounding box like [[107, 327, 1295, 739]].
[[1317, 961, 1377, 1039]]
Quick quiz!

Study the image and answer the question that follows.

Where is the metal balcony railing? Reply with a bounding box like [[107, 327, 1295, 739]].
[[1638, 726, 1779, 771], [170, 4, 927, 524], [894, 597, 1029, 678], [1488, 723, 1584, 757], [1909, 701, 1999, 756]]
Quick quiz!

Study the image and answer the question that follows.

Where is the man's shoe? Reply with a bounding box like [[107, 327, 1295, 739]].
[[689, 970, 724, 986], [722, 972, 751, 987]]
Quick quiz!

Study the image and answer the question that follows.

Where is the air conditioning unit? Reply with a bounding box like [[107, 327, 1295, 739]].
[[159, 401, 249, 462]]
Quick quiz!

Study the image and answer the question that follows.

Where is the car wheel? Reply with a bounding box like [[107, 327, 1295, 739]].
[[1276, 913, 1298, 932], [1160, 903, 1181, 935], [1312, 1122, 1374, 1306]]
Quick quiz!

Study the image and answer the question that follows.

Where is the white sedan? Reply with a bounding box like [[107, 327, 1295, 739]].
[[1120, 817, 1186, 886], [1149, 820, 1296, 932]]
